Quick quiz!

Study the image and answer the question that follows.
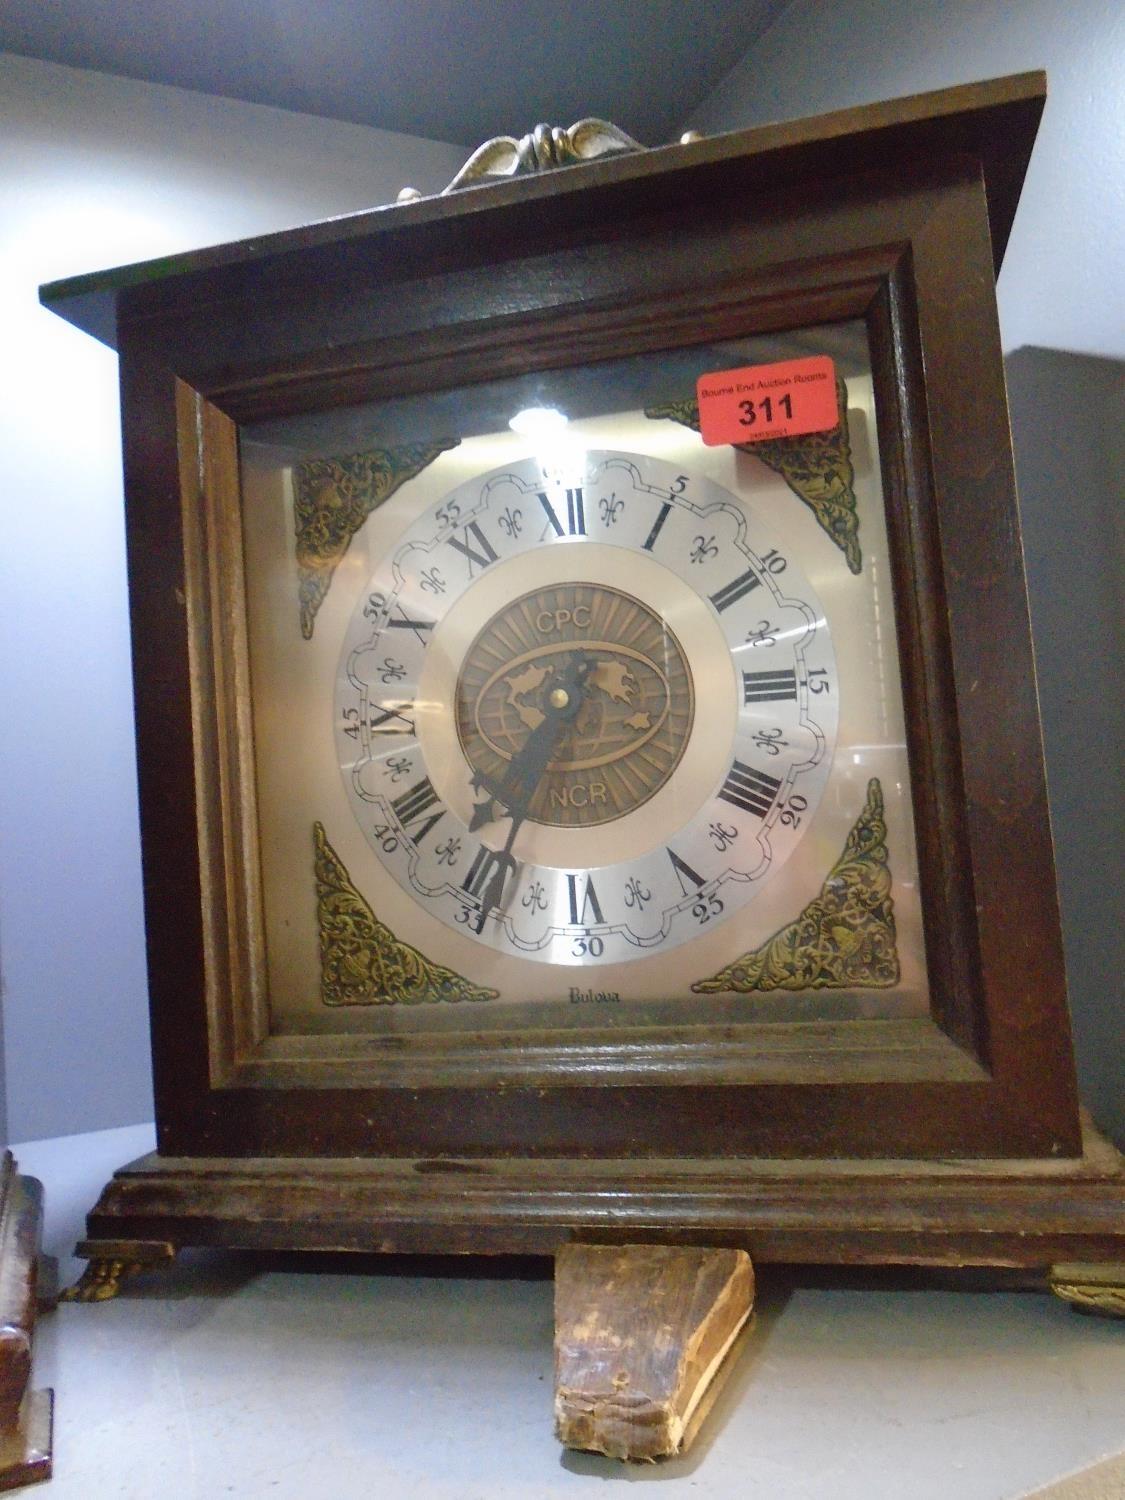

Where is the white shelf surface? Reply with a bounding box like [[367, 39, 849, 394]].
[[10, 1125, 1125, 1500]]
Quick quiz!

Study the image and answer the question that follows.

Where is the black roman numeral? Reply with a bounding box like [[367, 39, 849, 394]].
[[718, 761, 781, 820], [391, 777, 443, 846], [386, 607, 434, 645], [537, 487, 586, 536], [368, 701, 415, 737], [447, 520, 499, 574], [642, 501, 672, 552], [461, 845, 517, 930], [667, 848, 705, 897], [710, 568, 762, 613], [566, 872, 604, 926], [742, 668, 797, 704], [463, 845, 506, 897]]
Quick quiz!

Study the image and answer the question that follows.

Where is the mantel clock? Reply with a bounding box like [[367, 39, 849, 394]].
[[41, 75, 1124, 1312]]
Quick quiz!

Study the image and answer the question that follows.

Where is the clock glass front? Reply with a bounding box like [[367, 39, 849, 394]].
[[236, 320, 928, 1038]]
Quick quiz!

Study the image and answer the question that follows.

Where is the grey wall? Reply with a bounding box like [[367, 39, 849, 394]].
[[0, 913, 7, 1143], [690, 0, 1125, 1143], [0, 51, 465, 1144], [1006, 350, 1124, 1146], [690, 0, 1124, 362]]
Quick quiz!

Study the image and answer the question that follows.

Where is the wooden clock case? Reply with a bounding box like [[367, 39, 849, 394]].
[[41, 72, 1124, 1292]]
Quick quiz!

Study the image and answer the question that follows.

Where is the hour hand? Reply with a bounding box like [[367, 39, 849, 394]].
[[468, 754, 549, 831], [468, 654, 593, 831], [468, 716, 558, 830]]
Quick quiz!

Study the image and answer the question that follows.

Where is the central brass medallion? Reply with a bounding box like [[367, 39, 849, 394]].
[[456, 583, 694, 829]]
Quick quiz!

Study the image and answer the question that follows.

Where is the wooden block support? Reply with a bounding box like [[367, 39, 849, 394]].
[[554, 1242, 754, 1461], [0, 1154, 52, 1489]]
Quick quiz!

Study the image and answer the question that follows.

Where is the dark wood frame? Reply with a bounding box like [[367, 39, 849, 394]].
[[43, 75, 1090, 1191]]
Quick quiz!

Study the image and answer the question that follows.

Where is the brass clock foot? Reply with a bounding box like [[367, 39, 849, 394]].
[[60, 1240, 175, 1303], [1048, 1263, 1125, 1318]]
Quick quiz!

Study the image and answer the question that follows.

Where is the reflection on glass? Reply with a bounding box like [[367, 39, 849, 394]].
[[238, 320, 929, 1039]]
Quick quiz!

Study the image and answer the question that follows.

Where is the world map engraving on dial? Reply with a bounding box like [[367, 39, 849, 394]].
[[456, 583, 694, 829]]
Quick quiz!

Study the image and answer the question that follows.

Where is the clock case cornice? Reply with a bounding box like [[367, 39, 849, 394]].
[[41, 72, 1044, 355], [40, 71, 1095, 1172]]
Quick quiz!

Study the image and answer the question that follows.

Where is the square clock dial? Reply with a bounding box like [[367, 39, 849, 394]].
[[242, 324, 920, 1036]]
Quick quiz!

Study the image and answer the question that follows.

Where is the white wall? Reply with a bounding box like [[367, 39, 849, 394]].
[[690, 0, 1125, 362], [689, 0, 1125, 1143], [0, 51, 466, 1143]]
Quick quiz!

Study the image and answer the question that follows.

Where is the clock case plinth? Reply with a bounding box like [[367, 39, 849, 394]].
[[68, 1115, 1124, 1276], [41, 73, 1124, 1276]]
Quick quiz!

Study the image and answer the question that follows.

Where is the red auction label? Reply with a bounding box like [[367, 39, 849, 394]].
[[696, 356, 838, 446]]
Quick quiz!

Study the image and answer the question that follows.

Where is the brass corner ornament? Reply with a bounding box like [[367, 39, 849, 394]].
[[293, 440, 458, 639], [646, 384, 862, 574], [692, 778, 899, 994], [314, 822, 498, 1006]]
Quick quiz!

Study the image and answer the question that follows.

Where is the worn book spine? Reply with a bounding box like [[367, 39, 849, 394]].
[[0, 1152, 53, 1490]]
